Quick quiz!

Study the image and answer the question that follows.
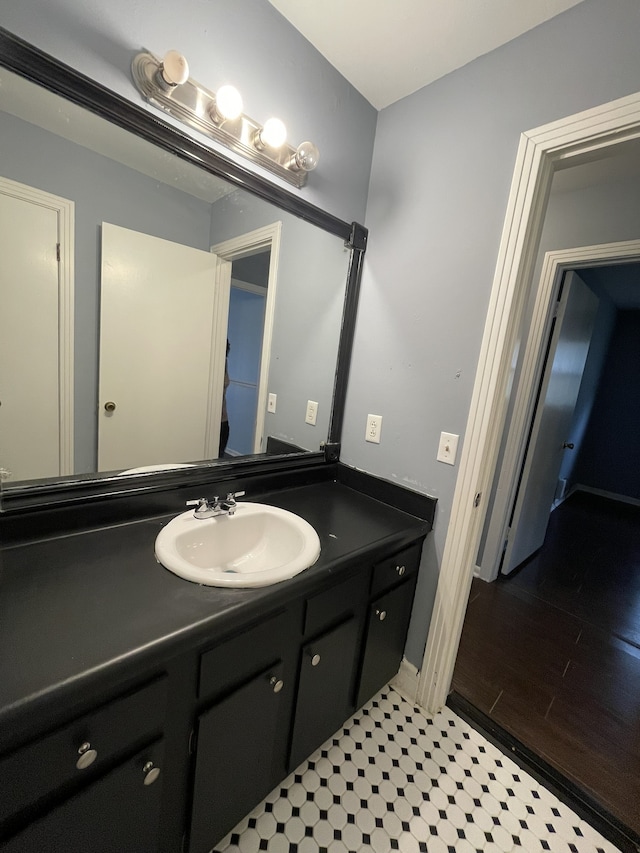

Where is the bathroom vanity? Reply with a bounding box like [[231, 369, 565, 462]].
[[0, 466, 435, 853]]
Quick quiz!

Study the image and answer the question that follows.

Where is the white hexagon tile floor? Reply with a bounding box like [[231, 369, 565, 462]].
[[211, 687, 622, 853]]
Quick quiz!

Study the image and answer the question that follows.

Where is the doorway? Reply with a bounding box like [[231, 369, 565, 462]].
[[453, 256, 640, 834], [224, 252, 270, 456]]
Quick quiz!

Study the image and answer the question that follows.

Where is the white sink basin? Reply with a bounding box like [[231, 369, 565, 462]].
[[155, 502, 321, 587]]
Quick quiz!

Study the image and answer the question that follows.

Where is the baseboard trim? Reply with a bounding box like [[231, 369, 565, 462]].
[[390, 658, 420, 705], [573, 484, 640, 508], [447, 692, 640, 853]]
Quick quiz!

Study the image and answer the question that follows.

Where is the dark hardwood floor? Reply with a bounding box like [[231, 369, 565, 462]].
[[451, 491, 640, 837]]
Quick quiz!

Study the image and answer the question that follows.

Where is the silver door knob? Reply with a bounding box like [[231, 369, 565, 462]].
[[269, 676, 284, 693], [143, 761, 161, 785], [76, 742, 98, 770], [376, 609, 387, 621], [104, 401, 116, 412], [309, 652, 321, 667]]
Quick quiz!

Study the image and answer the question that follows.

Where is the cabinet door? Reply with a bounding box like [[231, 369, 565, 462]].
[[2, 740, 164, 853], [357, 580, 417, 708], [289, 616, 359, 771], [189, 661, 286, 853]]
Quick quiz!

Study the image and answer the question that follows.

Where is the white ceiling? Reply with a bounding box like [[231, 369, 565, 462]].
[[268, 0, 585, 110]]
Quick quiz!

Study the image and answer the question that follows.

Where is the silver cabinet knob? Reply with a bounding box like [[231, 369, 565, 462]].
[[396, 565, 406, 576], [376, 609, 387, 621], [76, 742, 98, 770], [143, 761, 161, 786], [269, 675, 284, 693], [309, 651, 321, 667], [104, 401, 116, 412]]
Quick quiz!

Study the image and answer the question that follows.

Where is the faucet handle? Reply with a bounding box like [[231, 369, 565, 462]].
[[226, 490, 245, 501]]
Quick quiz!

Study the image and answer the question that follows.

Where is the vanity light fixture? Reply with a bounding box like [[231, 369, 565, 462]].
[[131, 50, 319, 188]]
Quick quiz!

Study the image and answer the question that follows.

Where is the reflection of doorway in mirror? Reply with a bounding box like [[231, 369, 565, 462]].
[[211, 223, 281, 455], [225, 255, 269, 456], [98, 223, 230, 472], [0, 177, 74, 482]]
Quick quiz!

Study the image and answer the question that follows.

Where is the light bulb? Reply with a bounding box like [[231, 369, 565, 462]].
[[295, 140, 320, 172], [215, 85, 243, 121], [260, 117, 287, 149], [160, 50, 189, 86]]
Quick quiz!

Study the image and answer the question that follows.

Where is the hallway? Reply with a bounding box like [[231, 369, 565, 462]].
[[451, 491, 640, 839]]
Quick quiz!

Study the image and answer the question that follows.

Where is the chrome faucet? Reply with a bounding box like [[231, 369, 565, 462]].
[[186, 491, 245, 519]]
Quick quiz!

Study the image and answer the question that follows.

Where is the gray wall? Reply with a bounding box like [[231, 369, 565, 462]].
[[340, 0, 640, 667], [1, 111, 212, 473], [2, 0, 376, 224], [7, 0, 640, 671], [209, 192, 350, 450]]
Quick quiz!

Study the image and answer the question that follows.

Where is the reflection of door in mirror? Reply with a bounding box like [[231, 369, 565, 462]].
[[225, 254, 270, 456], [0, 177, 74, 483], [98, 223, 230, 472]]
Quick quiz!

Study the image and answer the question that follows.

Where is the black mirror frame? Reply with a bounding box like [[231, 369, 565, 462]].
[[0, 28, 367, 512]]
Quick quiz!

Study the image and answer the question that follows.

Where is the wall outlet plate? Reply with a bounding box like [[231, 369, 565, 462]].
[[366, 414, 382, 444], [305, 400, 318, 425], [267, 393, 277, 413]]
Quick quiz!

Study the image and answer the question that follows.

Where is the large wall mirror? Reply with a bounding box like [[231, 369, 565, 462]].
[[0, 30, 366, 508]]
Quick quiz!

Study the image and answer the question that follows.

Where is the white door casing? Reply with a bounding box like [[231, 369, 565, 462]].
[[0, 177, 74, 481], [211, 222, 282, 454], [417, 90, 640, 714], [98, 223, 228, 472], [502, 271, 598, 574], [479, 238, 640, 582]]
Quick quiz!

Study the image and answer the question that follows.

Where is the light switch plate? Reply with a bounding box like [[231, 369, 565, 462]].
[[305, 400, 318, 425], [437, 432, 459, 465], [267, 393, 277, 413]]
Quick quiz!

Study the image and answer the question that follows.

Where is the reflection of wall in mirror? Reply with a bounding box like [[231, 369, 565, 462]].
[[0, 106, 349, 480], [210, 191, 349, 452]]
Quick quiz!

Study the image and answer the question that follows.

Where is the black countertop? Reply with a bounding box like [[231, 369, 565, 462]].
[[0, 480, 430, 748]]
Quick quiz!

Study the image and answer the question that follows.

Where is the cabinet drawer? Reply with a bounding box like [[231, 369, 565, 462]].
[[0, 676, 167, 827], [370, 541, 422, 597], [199, 609, 291, 702], [2, 739, 164, 853], [304, 570, 365, 636]]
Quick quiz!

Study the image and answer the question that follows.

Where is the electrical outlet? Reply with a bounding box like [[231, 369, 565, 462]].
[[267, 393, 277, 413], [305, 400, 318, 425], [366, 414, 382, 444], [437, 431, 459, 465]]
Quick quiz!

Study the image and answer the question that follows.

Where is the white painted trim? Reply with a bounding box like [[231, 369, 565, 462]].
[[211, 222, 282, 454], [0, 176, 74, 476], [204, 257, 232, 459], [417, 89, 640, 715], [231, 278, 267, 297], [391, 658, 420, 705], [574, 484, 640, 508], [480, 238, 640, 583]]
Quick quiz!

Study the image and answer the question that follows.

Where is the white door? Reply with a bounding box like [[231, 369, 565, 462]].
[[98, 223, 228, 472], [0, 191, 60, 481], [502, 271, 599, 574]]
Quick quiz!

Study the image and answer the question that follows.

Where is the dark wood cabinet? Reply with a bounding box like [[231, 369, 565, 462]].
[[289, 615, 360, 770], [356, 579, 418, 707], [1, 537, 424, 853], [2, 740, 165, 853], [189, 661, 288, 853]]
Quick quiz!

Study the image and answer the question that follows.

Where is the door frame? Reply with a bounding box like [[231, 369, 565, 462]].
[[417, 89, 640, 713], [211, 222, 282, 454], [479, 238, 640, 582], [0, 176, 74, 477]]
